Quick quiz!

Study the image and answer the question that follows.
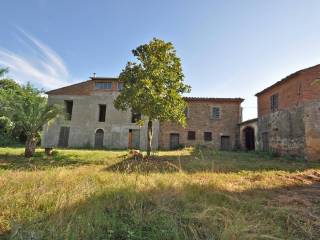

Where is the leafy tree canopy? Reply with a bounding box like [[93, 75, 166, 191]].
[[0, 67, 62, 157], [114, 38, 191, 125], [114, 38, 191, 156]]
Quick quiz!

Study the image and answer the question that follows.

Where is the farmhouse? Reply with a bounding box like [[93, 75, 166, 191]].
[[42, 76, 243, 150], [255, 64, 320, 161]]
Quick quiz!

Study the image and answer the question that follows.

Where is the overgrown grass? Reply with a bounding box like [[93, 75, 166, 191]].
[[0, 147, 319, 239]]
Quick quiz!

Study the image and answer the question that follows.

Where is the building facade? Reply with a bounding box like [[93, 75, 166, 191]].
[[42, 77, 159, 150], [43, 78, 244, 151], [255, 64, 320, 161], [158, 97, 243, 150]]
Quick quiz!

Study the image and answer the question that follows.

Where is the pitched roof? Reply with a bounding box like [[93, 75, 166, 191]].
[[238, 118, 258, 126], [184, 97, 244, 102], [45, 77, 118, 95], [90, 77, 119, 81], [255, 64, 320, 96]]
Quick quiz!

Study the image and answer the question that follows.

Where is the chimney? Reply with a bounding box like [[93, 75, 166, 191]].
[[92, 72, 96, 78]]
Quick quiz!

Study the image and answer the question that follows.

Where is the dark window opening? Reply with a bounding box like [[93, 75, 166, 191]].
[[204, 132, 212, 141], [188, 131, 196, 140], [65, 100, 73, 121], [270, 94, 279, 112], [99, 104, 106, 122], [212, 107, 220, 119], [131, 112, 141, 123]]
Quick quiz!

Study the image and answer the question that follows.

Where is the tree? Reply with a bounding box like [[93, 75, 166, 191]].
[[0, 68, 61, 157], [114, 38, 191, 157]]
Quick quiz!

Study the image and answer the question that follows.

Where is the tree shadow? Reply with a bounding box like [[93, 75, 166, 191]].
[[0, 150, 110, 171], [105, 148, 320, 174], [3, 172, 320, 239]]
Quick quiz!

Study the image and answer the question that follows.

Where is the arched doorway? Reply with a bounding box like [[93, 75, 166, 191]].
[[244, 127, 255, 151], [94, 129, 104, 148]]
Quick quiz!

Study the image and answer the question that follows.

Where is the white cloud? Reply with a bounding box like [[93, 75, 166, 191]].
[[0, 28, 71, 89]]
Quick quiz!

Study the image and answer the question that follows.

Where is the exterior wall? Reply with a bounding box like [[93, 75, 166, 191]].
[[257, 77, 302, 117], [42, 91, 159, 150], [257, 65, 320, 117], [304, 101, 320, 161], [239, 120, 258, 150], [257, 106, 306, 157], [158, 100, 242, 150]]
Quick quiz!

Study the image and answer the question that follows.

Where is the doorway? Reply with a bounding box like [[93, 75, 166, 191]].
[[262, 132, 269, 151], [244, 127, 255, 150], [128, 129, 140, 149], [220, 136, 231, 151], [58, 127, 70, 147], [170, 133, 180, 150], [94, 129, 104, 148]]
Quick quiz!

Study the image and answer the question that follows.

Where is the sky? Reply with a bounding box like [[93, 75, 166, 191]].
[[1, 0, 320, 120]]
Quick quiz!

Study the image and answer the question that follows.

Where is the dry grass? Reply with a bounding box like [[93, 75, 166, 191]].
[[0, 147, 319, 239]]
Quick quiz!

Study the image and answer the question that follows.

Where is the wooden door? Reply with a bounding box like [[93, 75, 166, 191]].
[[94, 129, 104, 148], [58, 127, 70, 147], [131, 130, 140, 149], [220, 136, 231, 151], [170, 133, 180, 150], [262, 132, 269, 151], [128, 129, 140, 149]]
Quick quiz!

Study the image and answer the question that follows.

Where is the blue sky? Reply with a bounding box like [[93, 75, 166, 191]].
[[1, 0, 320, 120]]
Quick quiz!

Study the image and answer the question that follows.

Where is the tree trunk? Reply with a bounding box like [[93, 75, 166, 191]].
[[25, 134, 37, 158], [147, 120, 153, 157]]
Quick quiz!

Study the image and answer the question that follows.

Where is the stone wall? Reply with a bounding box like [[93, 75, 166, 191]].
[[257, 106, 306, 157], [158, 100, 242, 150], [304, 101, 320, 161]]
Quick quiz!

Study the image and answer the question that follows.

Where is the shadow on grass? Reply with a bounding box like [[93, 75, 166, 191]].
[[105, 148, 320, 174], [3, 172, 320, 240], [0, 150, 110, 171]]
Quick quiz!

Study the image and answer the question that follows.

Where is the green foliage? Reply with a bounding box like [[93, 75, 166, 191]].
[[0, 68, 61, 154], [8, 83, 62, 138], [114, 38, 191, 125]]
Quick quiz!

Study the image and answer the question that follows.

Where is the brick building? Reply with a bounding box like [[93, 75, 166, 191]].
[[158, 97, 243, 150], [255, 64, 320, 161], [43, 77, 244, 151]]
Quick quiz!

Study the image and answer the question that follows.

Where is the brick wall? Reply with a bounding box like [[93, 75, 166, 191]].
[[256, 64, 320, 161], [159, 99, 242, 150], [257, 64, 320, 117]]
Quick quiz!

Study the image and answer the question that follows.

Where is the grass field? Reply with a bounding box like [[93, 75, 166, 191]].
[[0, 147, 320, 240]]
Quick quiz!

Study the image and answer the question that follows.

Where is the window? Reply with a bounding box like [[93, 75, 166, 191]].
[[212, 107, 220, 119], [64, 100, 73, 120], [184, 107, 190, 119], [188, 131, 196, 140], [204, 132, 212, 141], [131, 112, 141, 123], [98, 104, 106, 122], [117, 82, 124, 91], [95, 82, 112, 90], [270, 94, 279, 112]]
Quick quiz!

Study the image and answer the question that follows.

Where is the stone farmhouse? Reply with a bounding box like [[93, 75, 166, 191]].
[[42, 76, 243, 150], [239, 64, 320, 161], [43, 64, 320, 161]]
